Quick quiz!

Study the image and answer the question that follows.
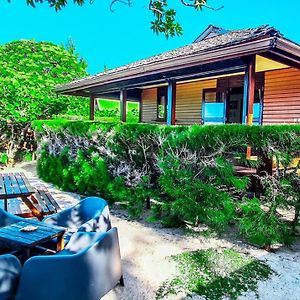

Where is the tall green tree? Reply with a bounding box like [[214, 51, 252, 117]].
[[0, 40, 88, 122], [10, 0, 223, 38]]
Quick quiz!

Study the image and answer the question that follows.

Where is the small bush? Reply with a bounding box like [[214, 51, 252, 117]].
[[107, 176, 153, 218], [239, 198, 292, 248], [158, 170, 236, 230], [155, 155, 245, 230], [38, 148, 109, 196], [240, 170, 300, 248]]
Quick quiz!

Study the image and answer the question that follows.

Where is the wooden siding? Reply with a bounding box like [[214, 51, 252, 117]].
[[263, 68, 300, 124], [175, 79, 217, 125], [141, 88, 158, 123]]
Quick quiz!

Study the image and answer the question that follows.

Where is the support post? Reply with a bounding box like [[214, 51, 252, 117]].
[[242, 55, 256, 125], [243, 55, 256, 159], [247, 56, 256, 125], [167, 80, 176, 125], [90, 95, 95, 121], [120, 89, 127, 122]]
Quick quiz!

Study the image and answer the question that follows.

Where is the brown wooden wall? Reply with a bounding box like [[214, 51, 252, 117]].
[[141, 79, 217, 124], [176, 79, 217, 125], [141, 88, 159, 123], [263, 68, 300, 124], [141, 68, 300, 125]]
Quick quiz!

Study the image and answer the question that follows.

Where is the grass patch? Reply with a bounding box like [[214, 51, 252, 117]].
[[157, 249, 273, 300], [97, 99, 139, 123], [98, 99, 137, 111], [60, 99, 139, 123]]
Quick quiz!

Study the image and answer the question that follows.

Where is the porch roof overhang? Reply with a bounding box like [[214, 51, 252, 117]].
[[56, 36, 300, 100]]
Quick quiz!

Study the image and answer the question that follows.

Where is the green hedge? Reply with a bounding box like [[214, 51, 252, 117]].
[[33, 120, 300, 248], [33, 119, 300, 153]]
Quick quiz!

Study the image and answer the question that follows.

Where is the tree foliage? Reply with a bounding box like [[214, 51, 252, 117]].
[[0, 40, 88, 122], [12, 0, 222, 38]]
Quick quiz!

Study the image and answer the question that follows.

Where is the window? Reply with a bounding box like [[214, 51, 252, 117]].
[[254, 88, 263, 103], [203, 88, 227, 103], [157, 86, 167, 121]]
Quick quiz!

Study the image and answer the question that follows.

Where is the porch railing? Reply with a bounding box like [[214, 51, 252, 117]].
[[202, 101, 262, 125], [253, 102, 263, 125], [201, 101, 226, 124]]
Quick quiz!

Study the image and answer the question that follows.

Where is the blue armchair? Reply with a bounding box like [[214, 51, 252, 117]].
[[0, 209, 29, 249], [0, 254, 21, 300], [0, 209, 24, 228], [43, 197, 111, 241], [15, 227, 123, 300]]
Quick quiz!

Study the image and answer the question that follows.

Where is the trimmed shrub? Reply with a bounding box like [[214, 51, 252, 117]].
[[33, 120, 300, 247]]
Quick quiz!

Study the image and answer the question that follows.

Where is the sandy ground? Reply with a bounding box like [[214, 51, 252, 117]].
[[2, 162, 300, 300]]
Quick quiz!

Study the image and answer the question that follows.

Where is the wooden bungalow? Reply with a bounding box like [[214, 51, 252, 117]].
[[56, 25, 300, 126]]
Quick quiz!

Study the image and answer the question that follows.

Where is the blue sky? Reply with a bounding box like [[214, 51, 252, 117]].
[[1, 0, 299, 74]]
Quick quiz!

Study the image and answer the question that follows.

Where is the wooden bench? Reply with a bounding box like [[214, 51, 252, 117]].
[[0, 172, 42, 218], [31, 188, 61, 216]]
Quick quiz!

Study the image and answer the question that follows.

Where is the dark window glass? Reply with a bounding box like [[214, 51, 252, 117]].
[[203, 88, 227, 103]]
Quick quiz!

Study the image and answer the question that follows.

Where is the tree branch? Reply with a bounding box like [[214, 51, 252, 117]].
[[109, 0, 132, 12], [180, 0, 223, 10]]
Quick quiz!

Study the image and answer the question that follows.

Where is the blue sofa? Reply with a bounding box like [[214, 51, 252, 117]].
[[43, 197, 112, 241], [0, 254, 21, 300]]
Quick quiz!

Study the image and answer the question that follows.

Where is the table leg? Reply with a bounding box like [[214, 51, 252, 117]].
[[4, 197, 8, 211], [21, 196, 43, 220], [26, 248, 31, 260], [57, 234, 65, 252]]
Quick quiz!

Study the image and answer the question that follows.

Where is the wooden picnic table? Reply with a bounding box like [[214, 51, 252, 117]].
[[0, 220, 66, 257], [0, 172, 60, 220]]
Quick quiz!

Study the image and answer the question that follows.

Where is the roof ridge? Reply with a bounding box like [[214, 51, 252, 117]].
[[229, 24, 273, 34], [193, 25, 230, 43]]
